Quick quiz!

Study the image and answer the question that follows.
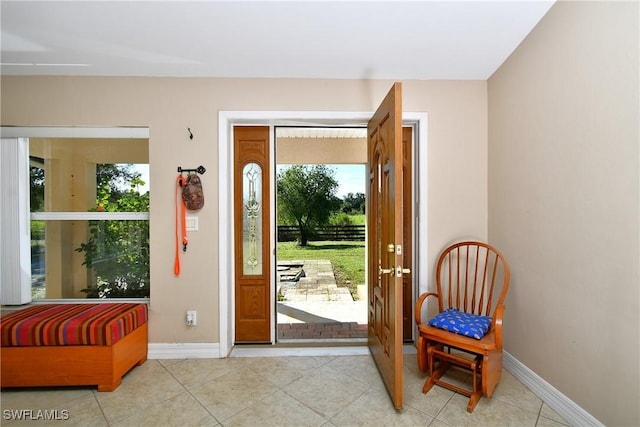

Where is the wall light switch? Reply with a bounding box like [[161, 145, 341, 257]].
[[186, 216, 199, 231]]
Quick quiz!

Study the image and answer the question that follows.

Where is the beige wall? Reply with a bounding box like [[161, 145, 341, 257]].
[[488, 1, 639, 426], [1, 77, 488, 344], [276, 138, 366, 164]]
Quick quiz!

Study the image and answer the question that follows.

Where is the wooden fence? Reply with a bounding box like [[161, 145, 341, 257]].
[[277, 225, 365, 242]]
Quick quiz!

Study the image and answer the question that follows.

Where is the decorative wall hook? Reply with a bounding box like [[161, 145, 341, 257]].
[[177, 166, 206, 175], [187, 128, 194, 140]]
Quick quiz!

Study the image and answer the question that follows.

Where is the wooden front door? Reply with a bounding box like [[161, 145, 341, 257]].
[[234, 126, 271, 343], [367, 82, 405, 409]]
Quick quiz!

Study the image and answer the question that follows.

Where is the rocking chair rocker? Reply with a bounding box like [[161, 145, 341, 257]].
[[415, 241, 510, 412]]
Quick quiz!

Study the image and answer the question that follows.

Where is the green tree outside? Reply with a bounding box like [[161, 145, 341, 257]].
[[277, 165, 341, 246], [341, 192, 365, 215], [30, 164, 45, 212]]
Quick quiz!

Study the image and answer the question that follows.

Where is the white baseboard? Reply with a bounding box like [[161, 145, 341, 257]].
[[503, 351, 603, 427], [148, 343, 221, 359]]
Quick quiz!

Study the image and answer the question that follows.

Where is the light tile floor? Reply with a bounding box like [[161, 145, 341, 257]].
[[0, 352, 569, 426]]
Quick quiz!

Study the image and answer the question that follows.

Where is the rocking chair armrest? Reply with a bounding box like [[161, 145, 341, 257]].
[[492, 303, 506, 348], [414, 292, 439, 325]]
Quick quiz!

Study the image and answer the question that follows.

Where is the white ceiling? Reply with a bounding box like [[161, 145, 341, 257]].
[[0, 1, 555, 80]]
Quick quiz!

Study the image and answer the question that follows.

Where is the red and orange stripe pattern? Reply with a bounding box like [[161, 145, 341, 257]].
[[1, 303, 147, 347]]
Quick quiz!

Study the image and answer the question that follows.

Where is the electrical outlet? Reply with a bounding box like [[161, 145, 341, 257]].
[[186, 310, 197, 326]]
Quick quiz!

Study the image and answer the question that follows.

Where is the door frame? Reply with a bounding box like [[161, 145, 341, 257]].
[[218, 111, 428, 357]]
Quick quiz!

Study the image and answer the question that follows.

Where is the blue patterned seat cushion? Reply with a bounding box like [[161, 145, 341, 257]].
[[428, 308, 492, 340]]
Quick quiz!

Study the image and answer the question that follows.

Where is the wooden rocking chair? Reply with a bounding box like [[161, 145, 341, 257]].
[[414, 241, 510, 412]]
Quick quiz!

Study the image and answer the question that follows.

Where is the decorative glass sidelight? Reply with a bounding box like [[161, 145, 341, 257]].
[[243, 163, 262, 275]]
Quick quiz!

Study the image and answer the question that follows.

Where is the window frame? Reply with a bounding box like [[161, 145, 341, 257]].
[[1, 126, 150, 304]]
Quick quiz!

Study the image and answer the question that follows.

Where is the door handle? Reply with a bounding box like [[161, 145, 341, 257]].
[[395, 266, 411, 277], [379, 267, 393, 276]]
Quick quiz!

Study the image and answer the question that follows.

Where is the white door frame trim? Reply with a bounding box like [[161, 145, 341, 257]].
[[218, 111, 428, 357]]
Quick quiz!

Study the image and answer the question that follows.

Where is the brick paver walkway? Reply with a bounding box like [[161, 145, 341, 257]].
[[277, 322, 368, 340]]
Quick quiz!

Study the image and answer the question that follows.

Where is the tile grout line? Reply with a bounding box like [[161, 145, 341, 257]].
[[90, 389, 111, 426], [326, 383, 373, 426], [429, 388, 456, 426], [155, 359, 223, 426], [268, 356, 337, 423], [278, 383, 331, 423]]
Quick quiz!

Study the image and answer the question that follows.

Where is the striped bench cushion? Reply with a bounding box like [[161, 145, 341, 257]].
[[1, 303, 148, 347]]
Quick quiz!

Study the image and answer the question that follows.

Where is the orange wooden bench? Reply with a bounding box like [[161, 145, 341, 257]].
[[1, 303, 148, 392]]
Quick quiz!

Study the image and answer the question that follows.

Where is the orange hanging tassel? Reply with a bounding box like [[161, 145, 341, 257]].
[[174, 174, 188, 276]]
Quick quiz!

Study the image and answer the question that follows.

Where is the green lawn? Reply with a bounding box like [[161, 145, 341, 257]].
[[349, 214, 365, 225], [277, 240, 365, 299]]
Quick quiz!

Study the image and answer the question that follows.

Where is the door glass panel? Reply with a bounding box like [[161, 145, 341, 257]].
[[243, 162, 263, 275]]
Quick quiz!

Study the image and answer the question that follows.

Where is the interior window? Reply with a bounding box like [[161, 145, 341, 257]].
[[29, 138, 149, 299]]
